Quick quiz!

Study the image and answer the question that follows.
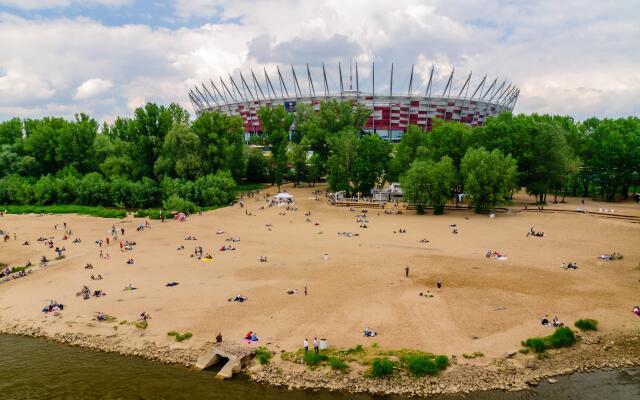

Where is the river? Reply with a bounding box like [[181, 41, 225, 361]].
[[0, 335, 638, 399]]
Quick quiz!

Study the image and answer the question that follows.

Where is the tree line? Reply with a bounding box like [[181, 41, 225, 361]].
[[0, 100, 638, 213]]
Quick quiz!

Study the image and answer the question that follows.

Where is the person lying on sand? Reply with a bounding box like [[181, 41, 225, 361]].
[[138, 312, 150, 322], [22, 241, 29, 245], [73, 238, 81, 243], [244, 331, 258, 341], [419, 291, 434, 298], [258, 256, 267, 262], [85, 263, 93, 269], [166, 281, 179, 287], [286, 289, 298, 295], [184, 236, 197, 240], [216, 230, 225, 234], [561, 262, 578, 270], [633, 306, 640, 316], [228, 295, 247, 302], [96, 312, 106, 321], [93, 290, 106, 297], [418, 239, 430, 243], [123, 283, 137, 291], [42, 301, 64, 313], [176, 245, 184, 250], [363, 327, 377, 337], [126, 259, 134, 264]]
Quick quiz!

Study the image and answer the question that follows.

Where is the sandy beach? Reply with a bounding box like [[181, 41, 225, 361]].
[[1, 185, 639, 392]]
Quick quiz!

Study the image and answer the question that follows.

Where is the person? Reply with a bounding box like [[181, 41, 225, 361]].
[[303, 338, 309, 353], [541, 315, 550, 326], [313, 337, 319, 354], [633, 306, 640, 316], [436, 280, 442, 289], [216, 333, 223, 343], [405, 266, 409, 277], [304, 286, 308, 296]]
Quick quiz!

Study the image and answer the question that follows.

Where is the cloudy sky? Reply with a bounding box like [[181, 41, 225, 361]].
[[0, 0, 638, 123]]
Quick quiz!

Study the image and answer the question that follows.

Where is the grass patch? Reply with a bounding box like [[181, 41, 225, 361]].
[[522, 327, 576, 353], [133, 209, 163, 219], [574, 318, 598, 331], [462, 352, 484, 359], [236, 183, 266, 193], [10, 265, 32, 273], [167, 331, 192, 342], [133, 320, 148, 329], [368, 357, 395, 377], [399, 352, 449, 377], [255, 347, 272, 364], [0, 205, 126, 218], [304, 352, 329, 367], [329, 356, 348, 372]]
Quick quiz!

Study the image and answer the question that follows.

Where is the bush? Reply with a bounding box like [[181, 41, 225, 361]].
[[167, 331, 192, 342], [574, 318, 598, 331], [162, 194, 199, 214], [402, 355, 438, 377], [434, 355, 449, 370], [304, 352, 329, 367], [548, 327, 576, 348], [255, 347, 272, 364], [522, 327, 576, 353], [329, 356, 348, 371], [369, 357, 395, 377], [522, 337, 547, 353]]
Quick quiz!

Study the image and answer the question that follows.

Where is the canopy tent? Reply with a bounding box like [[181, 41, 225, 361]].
[[273, 192, 294, 200]]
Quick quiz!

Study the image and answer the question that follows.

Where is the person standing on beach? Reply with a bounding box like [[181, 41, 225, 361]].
[[304, 338, 309, 353], [313, 337, 319, 354], [304, 286, 308, 296], [405, 266, 410, 277]]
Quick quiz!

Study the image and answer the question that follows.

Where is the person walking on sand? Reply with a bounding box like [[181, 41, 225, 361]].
[[304, 338, 309, 353], [313, 337, 319, 354], [304, 286, 308, 296], [405, 266, 410, 278]]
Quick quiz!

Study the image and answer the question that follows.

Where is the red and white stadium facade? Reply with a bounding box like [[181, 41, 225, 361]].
[[189, 63, 519, 141]]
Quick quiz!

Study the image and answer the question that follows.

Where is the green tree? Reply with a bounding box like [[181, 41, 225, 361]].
[[401, 157, 455, 215], [352, 134, 390, 195], [461, 148, 518, 213], [154, 124, 203, 179], [327, 129, 360, 195], [258, 105, 293, 190]]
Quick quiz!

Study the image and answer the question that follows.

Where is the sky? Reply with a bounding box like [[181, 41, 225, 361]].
[[0, 0, 638, 123]]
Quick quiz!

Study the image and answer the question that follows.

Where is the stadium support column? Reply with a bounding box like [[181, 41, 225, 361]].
[[372, 61, 375, 135], [389, 62, 393, 140]]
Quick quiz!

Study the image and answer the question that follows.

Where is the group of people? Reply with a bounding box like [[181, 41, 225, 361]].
[[541, 315, 564, 327], [527, 227, 544, 237], [598, 252, 623, 261], [303, 337, 321, 354], [561, 262, 578, 270]]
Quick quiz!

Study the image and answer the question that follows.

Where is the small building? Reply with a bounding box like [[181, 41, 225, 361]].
[[371, 182, 403, 202]]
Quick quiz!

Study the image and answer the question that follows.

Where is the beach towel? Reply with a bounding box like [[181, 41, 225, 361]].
[[496, 256, 508, 261]]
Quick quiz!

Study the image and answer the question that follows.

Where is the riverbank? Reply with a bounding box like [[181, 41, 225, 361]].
[[1, 321, 639, 397]]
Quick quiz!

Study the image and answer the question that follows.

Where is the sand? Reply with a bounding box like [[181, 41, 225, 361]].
[[1, 185, 639, 362]]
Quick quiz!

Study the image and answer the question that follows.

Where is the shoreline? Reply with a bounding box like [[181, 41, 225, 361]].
[[2, 321, 638, 397]]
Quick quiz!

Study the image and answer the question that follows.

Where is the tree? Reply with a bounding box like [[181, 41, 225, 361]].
[[388, 124, 428, 181], [401, 157, 455, 215], [289, 143, 308, 187], [258, 105, 293, 190], [327, 129, 360, 195], [461, 148, 518, 213], [352, 134, 390, 195], [246, 147, 270, 182], [154, 124, 203, 179]]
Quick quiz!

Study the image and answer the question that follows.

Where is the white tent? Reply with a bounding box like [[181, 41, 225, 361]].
[[274, 192, 294, 199]]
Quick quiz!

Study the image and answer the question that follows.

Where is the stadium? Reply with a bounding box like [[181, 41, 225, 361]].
[[188, 62, 519, 141]]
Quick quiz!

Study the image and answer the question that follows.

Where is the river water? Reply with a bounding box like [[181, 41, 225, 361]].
[[0, 335, 638, 400]]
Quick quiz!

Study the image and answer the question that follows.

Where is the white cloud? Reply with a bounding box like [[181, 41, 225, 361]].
[[73, 78, 113, 100], [0, 1, 639, 122], [0, 0, 132, 9]]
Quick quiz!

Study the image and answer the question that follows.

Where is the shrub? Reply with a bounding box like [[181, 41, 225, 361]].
[[402, 355, 438, 377], [167, 331, 192, 342], [304, 352, 329, 367], [329, 356, 348, 372], [255, 347, 272, 364], [548, 327, 576, 348], [522, 327, 576, 353], [462, 352, 484, 359], [522, 337, 547, 353], [369, 357, 395, 377], [434, 355, 449, 370], [162, 194, 199, 214], [574, 318, 598, 331]]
